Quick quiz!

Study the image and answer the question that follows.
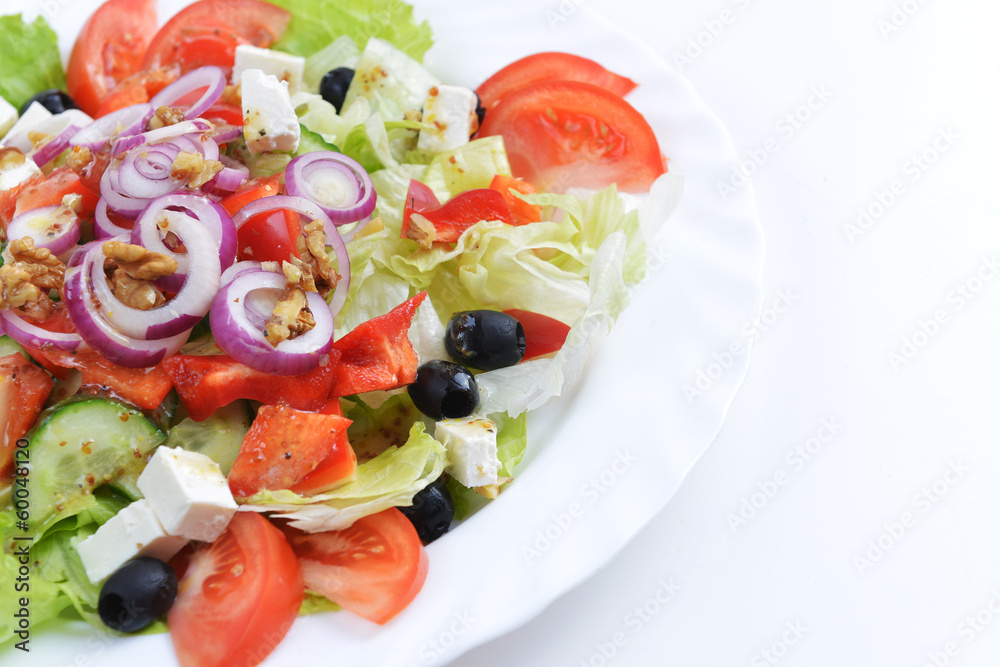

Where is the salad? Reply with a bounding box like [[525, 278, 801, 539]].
[[0, 0, 680, 664]]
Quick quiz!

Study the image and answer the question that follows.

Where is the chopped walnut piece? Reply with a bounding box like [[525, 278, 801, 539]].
[[221, 84, 242, 107], [65, 146, 93, 173], [149, 106, 187, 130], [473, 477, 513, 500], [292, 220, 337, 296], [403, 108, 423, 123], [264, 284, 316, 345], [405, 213, 436, 249], [0, 264, 54, 320], [111, 269, 167, 310], [170, 151, 224, 188], [6, 238, 64, 290], [27, 131, 49, 149], [102, 241, 178, 280]]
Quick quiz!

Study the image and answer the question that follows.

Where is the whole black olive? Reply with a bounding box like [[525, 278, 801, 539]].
[[445, 310, 525, 370], [472, 92, 486, 136], [319, 67, 355, 113], [98, 557, 178, 633], [19, 89, 78, 116], [399, 478, 455, 544], [408, 360, 479, 420]]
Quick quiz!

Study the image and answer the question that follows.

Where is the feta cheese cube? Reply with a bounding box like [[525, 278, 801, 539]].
[[137, 447, 237, 542], [77, 499, 187, 583], [0, 147, 42, 192], [436, 417, 500, 488], [2, 105, 92, 154], [0, 96, 17, 139], [233, 44, 305, 94], [241, 69, 300, 155], [1, 101, 51, 146], [417, 85, 477, 154]]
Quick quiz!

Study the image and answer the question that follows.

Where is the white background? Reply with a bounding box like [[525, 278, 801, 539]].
[[450, 1, 1000, 666]]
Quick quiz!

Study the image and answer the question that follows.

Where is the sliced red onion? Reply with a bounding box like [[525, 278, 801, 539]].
[[90, 211, 221, 340], [209, 270, 335, 376], [4, 109, 93, 153], [0, 309, 82, 352], [209, 166, 248, 194], [129, 193, 237, 292], [232, 195, 351, 317], [221, 261, 265, 286], [111, 119, 214, 157], [150, 66, 226, 120], [211, 125, 242, 144], [6, 204, 81, 256], [31, 124, 81, 167], [64, 258, 189, 367], [284, 152, 376, 226], [70, 104, 155, 151], [93, 199, 134, 240]]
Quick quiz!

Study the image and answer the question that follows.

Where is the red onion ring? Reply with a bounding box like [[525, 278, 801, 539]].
[[0, 309, 83, 352], [149, 66, 226, 120], [70, 104, 155, 151], [284, 152, 376, 226], [94, 199, 133, 239], [3, 109, 93, 153], [6, 204, 81, 256], [208, 166, 248, 194], [64, 252, 189, 367], [112, 119, 214, 157], [232, 195, 351, 317], [31, 124, 81, 167], [209, 270, 335, 376], [220, 261, 264, 286]]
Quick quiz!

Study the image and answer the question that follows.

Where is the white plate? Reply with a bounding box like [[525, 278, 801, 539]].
[[5, 0, 764, 665]]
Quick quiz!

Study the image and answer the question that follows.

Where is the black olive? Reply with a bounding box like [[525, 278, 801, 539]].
[[472, 92, 486, 136], [445, 310, 526, 371], [399, 478, 455, 544], [19, 89, 77, 116], [319, 67, 355, 113], [98, 557, 178, 633], [408, 360, 479, 420]]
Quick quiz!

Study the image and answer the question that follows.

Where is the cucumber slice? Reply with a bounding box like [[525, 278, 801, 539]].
[[26, 397, 165, 537], [162, 400, 251, 475]]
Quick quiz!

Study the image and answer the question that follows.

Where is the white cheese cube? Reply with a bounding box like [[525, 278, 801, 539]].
[[1, 101, 51, 146], [137, 447, 237, 542], [241, 69, 300, 155], [0, 96, 17, 139], [417, 85, 477, 154], [3, 106, 92, 154], [77, 499, 187, 583], [436, 417, 500, 488], [0, 147, 42, 192], [233, 44, 305, 94]]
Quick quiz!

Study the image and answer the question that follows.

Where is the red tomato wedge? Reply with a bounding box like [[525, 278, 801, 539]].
[[282, 508, 428, 625], [401, 187, 514, 245], [503, 309, 571, 360], [168, 513, 304, 667], [142, 0, 291, 72], [291, 399, 358, 495], [228, 404, 353, 498], [66, 0, 157, 116], [0, 354, 53, 480], [476, 52, 637, 112], [221, 176, 303, 262], [477, 80, 665, 193], [14, 169, 98, 220], [489, 175, 542, 225], [94, 66, 180, 117], [26, 347, 173, 411], [329, 292, 427, 398], [0, 173, 45, 230], [163, 353, 340, 421]]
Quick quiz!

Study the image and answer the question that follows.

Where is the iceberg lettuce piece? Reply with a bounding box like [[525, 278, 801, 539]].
[[240, 422, 446, 532], [342, 37, 439, 120], [303, 35, 360, 92]]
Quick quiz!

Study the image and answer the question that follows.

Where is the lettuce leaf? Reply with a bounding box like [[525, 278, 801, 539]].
[[241, 422, 446, 531], [0, 14, 66, 111], [268, 0, 434, 63]]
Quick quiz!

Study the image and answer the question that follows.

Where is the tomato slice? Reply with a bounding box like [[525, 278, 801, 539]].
[[401, 188, 514, 245], [14, 169, 98, 220], [489, 175, 542, 225], [27, 347, 173, 410], [163, 354, 341, 421], [329, 292, 427, 398], [503, 309, 571, 360], [477, 80, 665, 193], [0, 173, 45, 230], [236, 210, 302, 262], [282, 508, 428, 625], [142, 0, 291, 73], [168, 513, 303, 667], [0, 354, 53, 481], [94, 66, 180, 117], [220, 174, 282, 216], [228, 404, 353, 498], [291, 399, 358, 495], [477, 52, 637, 113]]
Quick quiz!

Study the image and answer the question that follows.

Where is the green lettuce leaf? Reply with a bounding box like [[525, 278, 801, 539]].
[[0, 15, 66, 111], [268, 0, 433, 63], [241, 422, 446, 531], [303, 35, 360, 92]]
